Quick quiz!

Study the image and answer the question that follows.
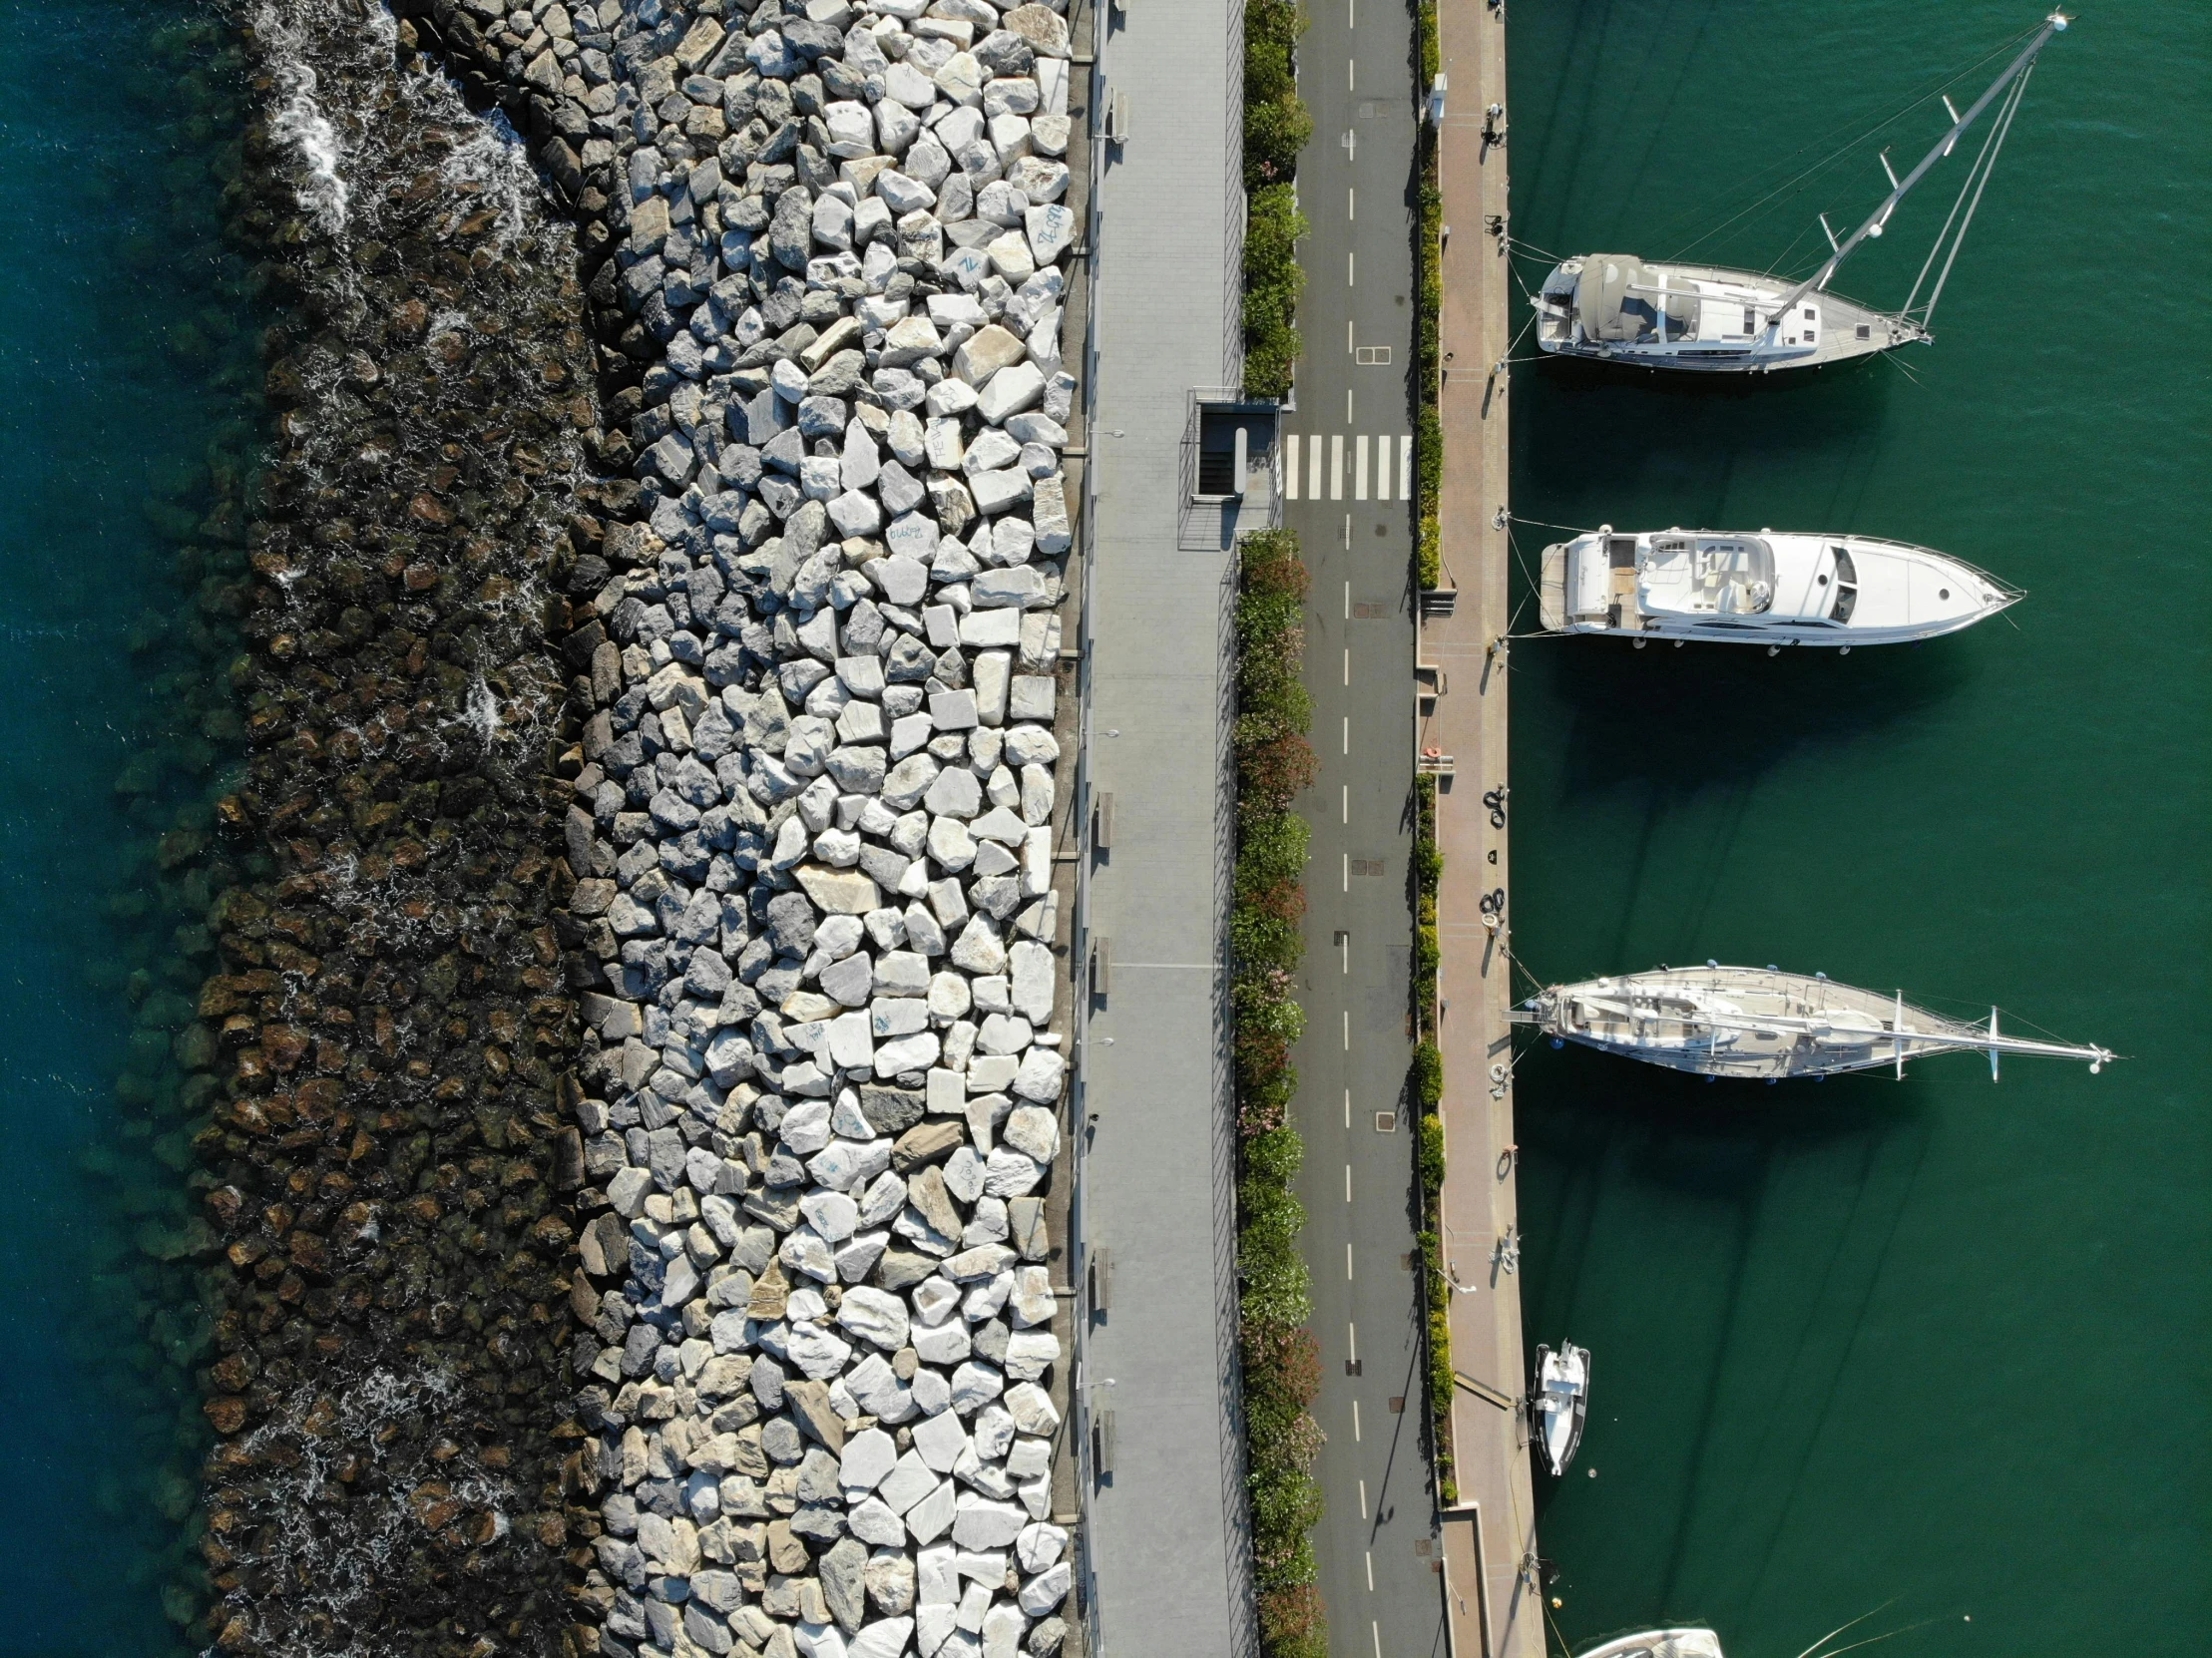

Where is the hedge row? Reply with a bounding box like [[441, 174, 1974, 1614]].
[[1415, 1, 1446, 588], [1243, 0, 1314, 400], [1413, 774, 1456, 1499], [1233, 530, 1328, 1658]]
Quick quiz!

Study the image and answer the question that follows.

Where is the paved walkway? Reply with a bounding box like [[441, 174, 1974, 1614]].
[[1422, 4, 1546, 1656], [1074, 2, 1254, 1654]]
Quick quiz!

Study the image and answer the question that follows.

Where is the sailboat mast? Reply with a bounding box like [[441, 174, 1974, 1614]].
[[1767, 13, 2068, 322]]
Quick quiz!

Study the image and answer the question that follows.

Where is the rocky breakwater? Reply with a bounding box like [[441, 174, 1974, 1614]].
[[397, 1, 1091, 1655], [190, 7, 598, 1655]]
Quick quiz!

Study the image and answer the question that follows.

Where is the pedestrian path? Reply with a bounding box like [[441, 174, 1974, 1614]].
[[1283, 430, 1416, 501]]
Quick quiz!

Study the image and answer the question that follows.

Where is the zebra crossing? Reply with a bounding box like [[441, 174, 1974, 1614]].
[[1283, 432, 1414, 503]]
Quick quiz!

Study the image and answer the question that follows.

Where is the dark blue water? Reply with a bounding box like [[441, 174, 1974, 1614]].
[[0, 5, 256, 1648]]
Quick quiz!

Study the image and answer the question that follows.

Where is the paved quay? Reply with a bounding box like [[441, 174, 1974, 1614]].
[[1423, 3, 1545, 1656], [1072, 0, 1255, 1654]]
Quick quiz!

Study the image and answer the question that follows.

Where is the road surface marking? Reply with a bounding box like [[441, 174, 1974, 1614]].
[[1400, 433, 1414, 500], [1284, 434, 1299, 500], [1344, 1163, 1352, 1202], [1366, 1552, 1375, 1592], [1348, 1322, 1358, 1362], [1343, 512, 1351, 548], [1347, 250, 1355, 287], [1341, 783, 1348, 824], [1342, 1009, 1350, 1048], [1348, 58, 1355, 91], [1346, 318, 1355, 355], [1358, 1478, 1368, 1519], [1328, 434, 1343, 500], [1345, 386, 1353, 423], [1346, 1242, 1354, 1279], [1348, 186, 1356, 220], [1343, 646, 1350, 686], [1340, 931, 1348, 975], [1343, 580, 1350, 620], [1342, 714, 1349, 754], [1354, 434, 1369, 500], [1372, 1622, 1383, 1658], [1353, 1399, 1362, 1442], [1310, 435, 1323, 500], [1341, 851, 1349, 892]]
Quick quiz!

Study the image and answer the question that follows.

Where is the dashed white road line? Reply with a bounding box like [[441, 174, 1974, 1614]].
[[1347, 250, 1356, 286], [1352, 1399, 1362, 1442], [1342, 714, 1350, 754], [1346, 1242, 1354, 1279], [1341, 782, 1348, 824], [1365, 1552, 1375, 1592], [1359, 1478, 1368, 1519], [1343, 645, 1350, 686], [1344, 1163, 1352, 1202], [1348, 186, 1356, 220]]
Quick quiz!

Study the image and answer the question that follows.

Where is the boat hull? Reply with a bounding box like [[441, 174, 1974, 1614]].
[[1534, 258, 1926, 373], [1538, 530, 2019, 646], [1534, 1342, 1590, 1476], [1521, 966, 1977, 1080], [1571, 1631, 1725, 1658]]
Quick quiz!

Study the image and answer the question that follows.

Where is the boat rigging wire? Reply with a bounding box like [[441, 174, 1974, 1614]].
[[1653, 22, 2043, 267], [1911, 63, 2033, 323]]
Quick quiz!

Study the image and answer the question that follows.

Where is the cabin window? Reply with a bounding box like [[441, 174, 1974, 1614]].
[[1742, 306, 1756, 334], [1831, 584, 1859, 623], [1803, 307, 1816, 321], [1855, 323, 1872, 340], [1832, 547, 1857, 585]]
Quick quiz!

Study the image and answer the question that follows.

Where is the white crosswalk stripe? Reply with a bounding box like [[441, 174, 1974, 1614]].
[[1292, 433, 1412, 508]]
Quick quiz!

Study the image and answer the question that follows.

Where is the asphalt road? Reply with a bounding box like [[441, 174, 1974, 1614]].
[[1281, 2, 1440, 1653]]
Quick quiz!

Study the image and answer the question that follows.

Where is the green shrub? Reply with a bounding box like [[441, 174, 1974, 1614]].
[[1243, 182, 1311, 400], [1258, 1585, 1331, 1658], [1244, 0, 1311, 189], [1411, 1040, 1443, 1111], [1418, 1112, 1446, 1193]]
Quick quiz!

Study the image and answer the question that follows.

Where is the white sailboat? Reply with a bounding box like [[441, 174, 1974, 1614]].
[[1512, 964, 2113, 1081], [1539, 527, 2018, 647], [1532, 1342, 1590, 1476], [1533, 14, 2070, 374]]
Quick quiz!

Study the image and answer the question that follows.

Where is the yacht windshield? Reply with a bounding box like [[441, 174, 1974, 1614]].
[[1828, 547, 1858, 622]]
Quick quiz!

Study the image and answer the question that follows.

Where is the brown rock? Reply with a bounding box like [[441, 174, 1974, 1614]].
[[890, 1119, 965, 1172]]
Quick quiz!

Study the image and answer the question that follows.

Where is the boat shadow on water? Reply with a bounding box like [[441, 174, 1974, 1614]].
[[1535, 621, 1973, 799], [1515, 1042, 1938, 1565]]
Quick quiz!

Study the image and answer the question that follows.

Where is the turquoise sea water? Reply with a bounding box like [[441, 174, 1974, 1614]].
[[1508, 5, 2207, 1655], [0, 3, 253, 1648]]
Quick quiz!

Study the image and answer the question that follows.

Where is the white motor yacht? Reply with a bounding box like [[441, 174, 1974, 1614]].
[[1534, 16, 2069, 374], [1573, 1633, 1724, 1658], [1512, 965, 2113, 1080], [1539, 528, 2018, 648], [1533, 1343, 1590, 1476]]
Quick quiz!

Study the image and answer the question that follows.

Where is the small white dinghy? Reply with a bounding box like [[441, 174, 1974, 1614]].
[[1533, 1342, 1590, 1476], [1540, 528, 2018, 648]]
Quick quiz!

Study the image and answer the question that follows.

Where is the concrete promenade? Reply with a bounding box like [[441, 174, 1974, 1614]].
[[1074, 1, 1254, 1654], [1424, 3, 1545, 1656]]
